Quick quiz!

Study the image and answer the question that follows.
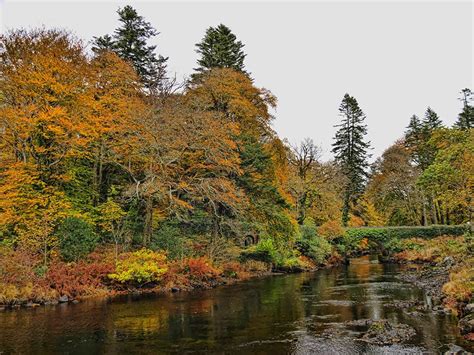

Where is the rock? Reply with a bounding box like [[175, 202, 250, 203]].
[[58, 295, 69, 303], [25, 302, 40, 308], [72, 300, 79, 304], [171, 287, 180, 293], [458, 313, 474, 335], [464, 303, 474, 314], [357, 320, 416, 345], [444, 343, 467, 354], [441, 256, 455, 268]]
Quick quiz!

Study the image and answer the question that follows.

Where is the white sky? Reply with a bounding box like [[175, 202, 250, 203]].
[[1, 0, 473, 160]]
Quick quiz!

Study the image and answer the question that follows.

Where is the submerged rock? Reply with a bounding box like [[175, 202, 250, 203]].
[[458, 313, 474, 335], [356, 319, 416, 345], [443, 343, 468, 354]]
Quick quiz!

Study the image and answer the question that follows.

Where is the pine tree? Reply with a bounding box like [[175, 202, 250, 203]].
[[92, 5, 168, 92], [194, 24, 247, 75], [332, 94, 371, 226], [422, 107, 443, 131], [91, 34, 114, 53], [454, 88, 474, 130], [405, 115, 423, 166]]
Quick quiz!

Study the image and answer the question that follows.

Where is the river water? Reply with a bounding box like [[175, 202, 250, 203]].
[[0, 255, 471, 354]]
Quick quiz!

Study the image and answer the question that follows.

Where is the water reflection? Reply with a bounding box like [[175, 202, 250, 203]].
[[0, 255, 471, 354]]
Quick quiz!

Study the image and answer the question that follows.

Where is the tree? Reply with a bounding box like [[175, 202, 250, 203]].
[[366, 141, 423, 226], [454, 88, 474, 130], [194, 24, 247, 76], [405, 115, 424, 165], [422, 107, 443, 131], [332, 93, 371, 226], [92, 5, 168, 93], [418, 129, 473, 225], [405, 108, 443, 170], [288, 138, 321, 225]]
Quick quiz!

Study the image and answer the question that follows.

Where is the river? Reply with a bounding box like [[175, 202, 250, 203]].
[[0, 255, 471, 354]]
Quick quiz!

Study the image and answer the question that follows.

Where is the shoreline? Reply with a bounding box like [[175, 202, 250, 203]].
[[383, 257, 474, 343]]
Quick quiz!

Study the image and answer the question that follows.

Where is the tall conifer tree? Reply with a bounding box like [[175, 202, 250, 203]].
[[332, 94, 371, 226], [92, 5, 168, 92], [194, 24, 247, 75], [454, 88, 474, 130]]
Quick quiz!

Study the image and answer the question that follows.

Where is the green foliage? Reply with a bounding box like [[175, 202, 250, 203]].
[[240, 238, 280, 265], [454, 88, 473, 130], [194, 24, 247, 75], [108, 249, 168, 287], [332, 93, 371, 226], [92, 5, 167, 91], [56, 217, 98, 262], [345, 225, 467, 242], [151, 220, 190, 260], [295, 220, 332, 264]]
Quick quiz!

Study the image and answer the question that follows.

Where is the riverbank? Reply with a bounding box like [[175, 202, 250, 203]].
[[0, 245, 344, 310], [381, 235, 474, 343]]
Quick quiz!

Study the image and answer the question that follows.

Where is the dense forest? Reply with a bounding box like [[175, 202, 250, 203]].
[[0, 6, 472, 310]]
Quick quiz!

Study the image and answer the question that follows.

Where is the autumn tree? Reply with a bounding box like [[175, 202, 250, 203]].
[[332, 94, 371, 226], [418, 129, 473, 224], [187, 68, 296, 252], [288, 138, 321, 225], [366, 141, 423, 226]]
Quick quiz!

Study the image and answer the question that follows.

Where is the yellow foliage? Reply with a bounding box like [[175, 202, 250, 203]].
[[108, 249, 168, 286]]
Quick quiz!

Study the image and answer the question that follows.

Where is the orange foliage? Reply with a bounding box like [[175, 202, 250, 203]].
[[318, 220, 345, 240], [45, 260, 114, 299]]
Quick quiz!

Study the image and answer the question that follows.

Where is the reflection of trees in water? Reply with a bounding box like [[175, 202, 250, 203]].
[[0, 263, 470, 353]]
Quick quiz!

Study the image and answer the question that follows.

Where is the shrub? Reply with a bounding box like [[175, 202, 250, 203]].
[[241, 260, 271, 274], [295, 223, 332, 264], [239, 238, 280, 264], [108, 249, 168, 287], [182, 257, 220, 282], [278, 256, 303, 271], [46, 259, 114, 298], [221, 261, 250, 279], [0, 247, 57, 305], [393, 236, 469, 263], [56, 217, 98, 262], [443, 258, 474, 309]]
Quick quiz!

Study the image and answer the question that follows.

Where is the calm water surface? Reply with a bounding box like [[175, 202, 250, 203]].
[[1, 255, 471, 354]]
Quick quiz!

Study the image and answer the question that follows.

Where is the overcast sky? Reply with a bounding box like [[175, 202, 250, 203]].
[[1, 0, 472, 160]]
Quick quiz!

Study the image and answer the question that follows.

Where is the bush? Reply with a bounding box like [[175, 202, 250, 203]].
[[108, 249, 168, 287], [241, 260, 271, 274], [46, 259, 114, 298], [0, 247, 57, 305], [182, 257, 220, 281], [393, 236, 469, 263], [443, 257, 474, 308], [296, 222, 332, 264], [240, 238, 280, 265], [56, 217, 98, 262]]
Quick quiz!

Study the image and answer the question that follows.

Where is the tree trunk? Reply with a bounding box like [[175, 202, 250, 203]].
[[143, 195, 153, 246]]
